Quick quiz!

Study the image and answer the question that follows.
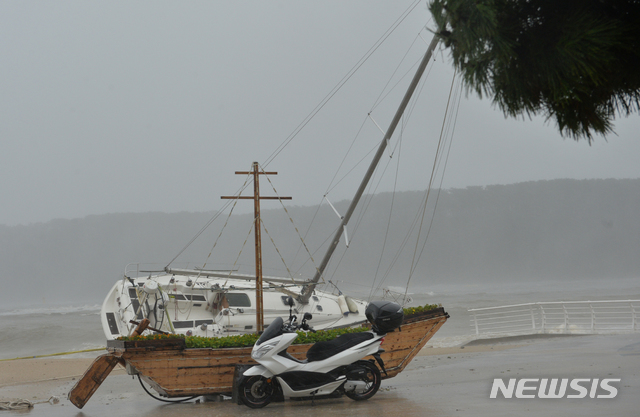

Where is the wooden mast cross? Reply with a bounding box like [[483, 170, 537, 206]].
[[221, 162, 291, 333]]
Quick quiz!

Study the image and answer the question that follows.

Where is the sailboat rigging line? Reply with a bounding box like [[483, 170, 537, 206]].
[[323, 29, 435, 197], [325, 114, 406, 287], [288, 119, 362, 271], [363, 96, 425, 296], [368, 113, 386, 134], [290, 28, 430, 271], [334, 114, 408, 290], [372, 71, 459, 297], [259, 218, 296, 282], [288, 197, 327, 275], [325, 74, 421, 199], [404, 74, 463, 295], [375, 82, 454, 293], [368, 122, 404, 302], [288, 118, 373, 276], [404, 70, 459, 298], [323, 115, 370, 197], [165, 172, 253, 268], [298, 33, 441, 304], [431, 75, 462, 194], [325, 140, 378, 197], [289, 214, 342, 280], [225, 216, 257, 284], [363, 53, 434, 295], [370, 34, 437, 115], [336, 56, 432, 291], [262, 0, 422, 170], [370, 32, 422, 112], [261, 168, 324, 283], [190, 172, 253, 287]]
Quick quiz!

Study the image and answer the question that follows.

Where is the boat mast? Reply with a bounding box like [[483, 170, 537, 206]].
[[222, 162, 291, 332], [298, 34, 440, 304]]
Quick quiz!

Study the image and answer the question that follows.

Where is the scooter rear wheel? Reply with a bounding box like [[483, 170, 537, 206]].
[[344, 360, 381, 401], [238, 375, 274, 408]]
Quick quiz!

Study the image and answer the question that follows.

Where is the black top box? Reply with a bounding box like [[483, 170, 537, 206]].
[[365, 300, 404, 334]]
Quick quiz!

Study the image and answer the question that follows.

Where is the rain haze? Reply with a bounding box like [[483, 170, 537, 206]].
[[2, 1, 640, 227], [2, 0, 640, 311], [2, 5, 640, 415]]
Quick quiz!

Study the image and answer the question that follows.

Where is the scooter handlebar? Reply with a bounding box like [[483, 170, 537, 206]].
[[300, 323, 316, 333]]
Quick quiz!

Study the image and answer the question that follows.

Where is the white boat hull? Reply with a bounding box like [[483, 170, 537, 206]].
[[101, 273, 367, 340]]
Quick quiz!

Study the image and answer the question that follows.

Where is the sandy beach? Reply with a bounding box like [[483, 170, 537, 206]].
[[1, 334, 638, 416]]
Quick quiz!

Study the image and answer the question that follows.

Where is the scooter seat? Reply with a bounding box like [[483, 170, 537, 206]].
[[306, 332, 374, 362]]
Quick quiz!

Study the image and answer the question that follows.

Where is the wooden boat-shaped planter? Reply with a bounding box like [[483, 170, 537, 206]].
[[69, 307, 448, 408]]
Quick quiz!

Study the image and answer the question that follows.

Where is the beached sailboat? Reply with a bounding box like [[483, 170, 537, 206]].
[[101, 264, 369, 340], [71, 32, 448, 409], [99, 30, 441, 343]]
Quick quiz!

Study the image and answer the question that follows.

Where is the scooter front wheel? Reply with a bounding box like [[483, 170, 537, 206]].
[[238, 375, 275, 408], [344, 360, 381, 401]]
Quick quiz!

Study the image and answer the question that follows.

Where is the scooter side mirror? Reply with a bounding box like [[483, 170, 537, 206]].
[[303, 312, 312, 321], [286, 296, 295, 307]]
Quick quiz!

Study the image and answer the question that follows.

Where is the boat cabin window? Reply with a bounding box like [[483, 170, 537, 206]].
[[225, 292, 251, 307], [281, 295, 296, 306]]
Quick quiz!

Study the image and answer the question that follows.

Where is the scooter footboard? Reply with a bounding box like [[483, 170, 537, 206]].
[[277, 375, 346, 399]]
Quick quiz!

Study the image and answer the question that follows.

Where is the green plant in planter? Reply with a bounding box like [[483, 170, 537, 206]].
[[403, 304, 440, 318], [117, 302, 440, 348]]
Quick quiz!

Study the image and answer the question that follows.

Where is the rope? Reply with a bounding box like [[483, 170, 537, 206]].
[[0, 348, 104, 362], [0, 396, 59, 410], [0, 400, 33, 410]]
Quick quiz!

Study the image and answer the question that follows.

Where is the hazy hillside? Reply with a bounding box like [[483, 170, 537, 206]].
[[1, 178, 639, 309]]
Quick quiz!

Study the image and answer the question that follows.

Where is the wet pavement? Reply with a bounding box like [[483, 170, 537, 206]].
[[4, 333, 639, 417]]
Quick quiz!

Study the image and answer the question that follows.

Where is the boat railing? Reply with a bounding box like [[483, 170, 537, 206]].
[[469, 300, 640, 336], [124, 263, 163, 278], [382, 288, 414, 307], [124, 262, 242, 279]]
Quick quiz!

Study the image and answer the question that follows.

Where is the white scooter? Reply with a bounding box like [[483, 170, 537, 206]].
[[237, 298, 403, 408]]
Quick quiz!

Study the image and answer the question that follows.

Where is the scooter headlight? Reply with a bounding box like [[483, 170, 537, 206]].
[[251, 340, 279, 360]]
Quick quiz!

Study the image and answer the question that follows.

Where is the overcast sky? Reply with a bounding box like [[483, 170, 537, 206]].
[[2, 1, 639, 227]]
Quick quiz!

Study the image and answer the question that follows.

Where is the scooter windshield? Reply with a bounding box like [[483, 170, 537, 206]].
[[256, 316, 284, 346]]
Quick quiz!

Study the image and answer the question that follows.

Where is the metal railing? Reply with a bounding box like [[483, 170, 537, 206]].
[[469, 300, 640, 336]]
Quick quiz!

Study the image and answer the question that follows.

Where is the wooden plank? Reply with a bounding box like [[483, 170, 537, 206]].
[[68, 354, 121, 409]]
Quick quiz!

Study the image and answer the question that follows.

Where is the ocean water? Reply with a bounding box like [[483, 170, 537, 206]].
[[0, 305, 105, 360], [1, 277, 639, 360]]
